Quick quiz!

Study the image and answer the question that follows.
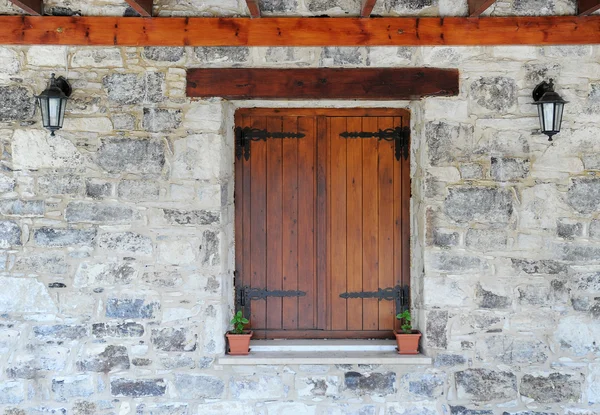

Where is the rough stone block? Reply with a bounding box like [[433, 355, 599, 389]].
[[0, 221, 21, 248], [92, 322, 144, 338], [52, 375, 94, 401], [195, 47, 249, 64], [517, 284, 551, 306], [510, 259, 567, 275], [567, 177, 600, 214], [13, 252, 68, 275], [77, 345, 130, 372], [66, 202, 136, 224], [38, 174, 84, 196], [98, 232, 153, 255], [74, 261, 137, 287], [551, 242, 600, 262], [157, 237, 199, 265], [12, 130, 82, 170], [426, 121, 474, 166], [434, 354, 466, 368], [0, 277, 56, 314], [163, 209, 220, 226], [466, 229, 507, 251], [143, 108, 182, 132], [455, 368, 517, 401], [0, 47, 20, 74], [450, 407, 493, 415], [142, 271, 183, 288], [173, 374, 224, 399], [321, 47, 364, 65], [143, 47, 185, 62], [476, 335, 548, 365], [96, 138, 165, 175], [490, 157, 530, 181], [230, 375, 285, 399], [0, 199, 44, 217], [201, 230, 220, 266], [110, 378, 166, 397], [0, 381, 26, 404], [34, 228, 97, 247], [427, 310, 448, 349], [106, 298, 160, 319], [344, 372, 395, 396], [555, 316, 600, 356], [172, 134, 225, 179], [135, 403, 188, 415], [557, 219, 584, 240], [103, 72, 164, 105], [85, 179, 113, 199], [428, 252, 488, 274], [520, 373, 582, 403], [460, 163, 484, 180], [33, 325, 88, 341], [406, 373, 446, 399], [296, 376, 339, 398], [431, 229, 459, 248], [0, 86, 34, 121], [71, 49, 123, 68], [151, 327, 197, 352], [470, 76, 517, 113], [117, 179, 160, 202], [444, 186, 513, 224], [476, 284, 511, 309]]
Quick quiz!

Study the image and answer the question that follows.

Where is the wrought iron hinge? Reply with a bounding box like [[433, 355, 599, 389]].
[[235, 127, 305, 161], [339, 285, 410, 315], [235, 285, 307, 319], [340, 126, 410, 161]]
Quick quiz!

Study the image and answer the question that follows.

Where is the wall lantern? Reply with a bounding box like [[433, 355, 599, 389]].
[[532, 78, 567, 141], [36, 73, 72, 136]]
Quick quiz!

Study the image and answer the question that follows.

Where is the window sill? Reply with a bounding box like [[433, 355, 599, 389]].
[[218, 340, 432, 365]]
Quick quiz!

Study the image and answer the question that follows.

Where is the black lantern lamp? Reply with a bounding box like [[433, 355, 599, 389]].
[[532, 78, 567, 141], [36, 73, 72, 136]]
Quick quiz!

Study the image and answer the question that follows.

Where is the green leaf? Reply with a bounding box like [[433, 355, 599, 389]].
[[241, 318, 249, 324]]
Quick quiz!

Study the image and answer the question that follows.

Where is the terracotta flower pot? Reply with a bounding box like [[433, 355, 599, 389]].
[[226, 331, 253, 355], [394, 330, 421, 355]]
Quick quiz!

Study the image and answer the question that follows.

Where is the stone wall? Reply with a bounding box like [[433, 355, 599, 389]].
[[0, 43, 600, 414]]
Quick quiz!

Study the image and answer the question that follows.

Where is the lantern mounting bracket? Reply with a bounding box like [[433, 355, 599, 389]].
[[532, 79, 554, 102], [54, 76, 73, 97]]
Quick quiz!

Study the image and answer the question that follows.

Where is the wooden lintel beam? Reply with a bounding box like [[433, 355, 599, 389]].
[[124, 0, 153, 17], [0, 16, 600, 46], [578, 0, 600, 15], [468, 0, 497, 17], [9, 0, 42, 15], [245, 0, 261, 18], [187, 68, 459, 100], [360, 0, 378, 17]]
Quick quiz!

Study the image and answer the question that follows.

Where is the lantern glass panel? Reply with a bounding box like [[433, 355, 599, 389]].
[[38, 97, 49, 128], [537, 105, 544, 131], [554, 102, 564, 132], [48, 97, 61, 126], [542, 102, 555, 133], [58, 98, 67, 128]]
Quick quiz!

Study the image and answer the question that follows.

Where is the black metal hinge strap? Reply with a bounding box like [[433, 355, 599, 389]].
[[236, 285, 307, 320], [339, 285, 409, 315], [235, 127, 306, 161], [340, 126, 410, 161]]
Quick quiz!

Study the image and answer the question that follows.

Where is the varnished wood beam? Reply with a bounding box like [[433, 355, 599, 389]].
[[0, 16, 600, 46], [578, 0, 600, 15], [360, 0, 377, 17], [124, 0, 153, 17], [187, 68, 459, 100], [468, 0, 497, 17], [245, 0, 261, 18], [9, 0, 42, 15]]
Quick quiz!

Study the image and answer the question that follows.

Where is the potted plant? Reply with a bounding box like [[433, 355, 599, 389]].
[[394, 310, 421, 355], [225, 310, 252, 355]]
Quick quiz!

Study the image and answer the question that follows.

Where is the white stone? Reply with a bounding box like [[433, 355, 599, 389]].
[[172, 134, 225, 180], [71, 49, 123, 68], [0, 47, 20, 74], [12, 130, 82, 170], [63, 117, 113, 133], [424, 99, 469, 122], [184, 102, 223, 132], [519, 184, 572, 231], [367, 47, 414, 67], [157, 237, 198, 265], [588, 364, 600, 404], [27, 46, 68, 67], [423, 276, 473, 307], [554, 316, 600, 356], [196, 402, 254, 415], [264, 402, 317, 415], [0, 277, 57, 314]]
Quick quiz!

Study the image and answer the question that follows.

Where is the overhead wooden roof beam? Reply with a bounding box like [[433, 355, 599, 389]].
[[360, 0, 378, 17], [245, 0, 261, 18], [468, 0, 497, 17], [578, 0, 600, 15], [9, 0, 42, 15], [0, 16, 600, 46], [125, 0, 153, 17]]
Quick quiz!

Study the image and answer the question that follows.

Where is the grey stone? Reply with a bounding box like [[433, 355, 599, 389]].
[[13, 252, 68, 275], [74, 261, 137, 286], [344, 372, 395, 396], [432, 230, 459, 248], [567, 177, 600, 214], [106, 298, 160, 319], [0, 221, 21, 247], [322, 47, 363, 65], [85, 179, 113, 199], [143, 108, 181, 132], [66, 202, 136, 224], [466, 229, 507, 251], [73, 401, 97, 415], [425, 121, 474, 166], [427, 310, 448, 349], [0, 174, 16, 192], [51, 375, 94, 401], [476, 284, 511, 309], [476, 335, 548, 365], [195, 47, 249, 64], [98, 232, 153, 255], [151, 327, 197, 352], [112, 113, 136, 130], [201, 230, 220, 266], [0, 381, 25, 404], [230, 375, 285, 399], [142, 271, 183, 288], [163, 209, 220, 225], [136, 403, 188, 415], [384, 0, 433, 11], [173, 374, 224, 399], [160, 356, 195, 370], [92, 322, 145, 338], [145, 72, 165, 103], [460, 163, 483, 180], [430, 252, 487, 273], [103, 72, 164, 105], [590, 220, 600, 240], [490, 157, 530, 181], [110, 378, 166, 397], [434, 354, 466, 367], [444, 187, 513, 224], [511, 259, 567, 275], [552, 243, 600, 262], [77, 345, 130, 372], [0, 86, 34, 121], [470, 77, 517, 113], [261, 0, 297, 12], [132, 358, 152, 366], [502, 411, 557, 415], [33, 325, 88, 341], [557, 220, 584, 239], [517, 285, 551, 306], [455, 369, 517, 401], [34, 228, 97, 247], [143, 47, 185, 62], [117, 180, 160, 202], [407, 373, 446, 398], [0, 200, 44, 216], [450, 407, 493, 415], [520, 373, 581, 403], [573, 272, 600, 293], [38, 174, 84, 195], [96, 138, 165, 175]]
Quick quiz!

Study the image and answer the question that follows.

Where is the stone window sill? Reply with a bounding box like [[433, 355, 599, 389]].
[[218, 340, 432, 365]]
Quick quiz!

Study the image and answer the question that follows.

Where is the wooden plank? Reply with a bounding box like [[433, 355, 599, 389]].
[[245, 0, 261, 18], [282, 116, 299, 330], [361, 116, 379, 331], [393, 116, 403, 333], [241, 115, 253, 327], [400, 115, 411, 311], [251, 329, 394, 339], [579, 0, 600, 15], [238, 108, 409, 117], [316, 115, 328, 331], [468, 0, 497, 17], [235, 112, 245, 316], [124, 0, 153, 17], [265, 116, 283, 331], [2, 16, 600, 46], [360, 0, 377, 17], [187, 68, 459, 100], [329, 117, 347, 331], [9, 0, 42, 15], [297, 116, 316, 330]]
